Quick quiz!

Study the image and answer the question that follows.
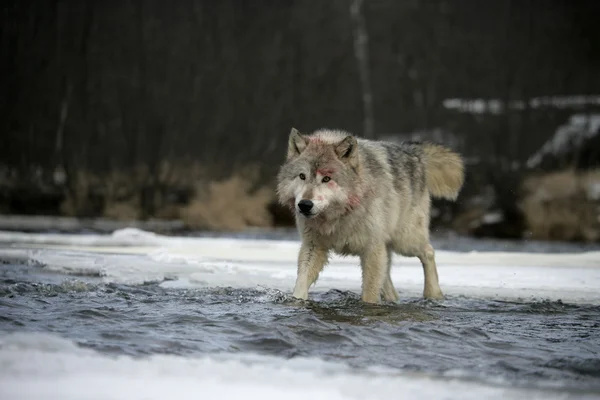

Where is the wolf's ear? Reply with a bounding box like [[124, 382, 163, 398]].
[[287, 128, 308, 160], [335, 135, 358, 166]]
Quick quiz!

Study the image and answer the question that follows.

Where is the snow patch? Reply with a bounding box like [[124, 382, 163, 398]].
[[443, 96, 600, 115], [1, 230, 600, 304], [527, 113, 600, 168], [0, 332, 582, 400], [482, 212, 504, 225], [109, 227, 165, 245], [0, 228, 171, 247]]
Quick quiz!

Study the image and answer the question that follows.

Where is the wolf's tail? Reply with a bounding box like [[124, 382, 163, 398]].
[[421, 142, 465, 201]]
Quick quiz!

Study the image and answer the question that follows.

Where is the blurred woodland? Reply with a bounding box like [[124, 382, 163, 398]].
[[1, 0, 600, 241]]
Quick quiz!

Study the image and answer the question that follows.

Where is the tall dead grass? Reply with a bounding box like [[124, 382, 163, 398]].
[[519, 169, 600, 242], [59, 163, 276, 231], [180, 169, 274, 231]]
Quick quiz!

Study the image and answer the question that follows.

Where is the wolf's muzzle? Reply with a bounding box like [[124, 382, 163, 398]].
[[297, 199, 314, 216]]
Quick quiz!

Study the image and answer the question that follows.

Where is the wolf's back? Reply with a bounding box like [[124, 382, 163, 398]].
[[421, 142, 465, 201]]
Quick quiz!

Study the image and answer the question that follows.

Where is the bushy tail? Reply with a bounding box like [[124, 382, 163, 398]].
[[421, 142, 465, 201]]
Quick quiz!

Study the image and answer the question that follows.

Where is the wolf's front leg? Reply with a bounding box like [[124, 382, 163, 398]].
[[382, 246, 399, 302], [359, 244, 388, 304], [292, 242, 329, 300]]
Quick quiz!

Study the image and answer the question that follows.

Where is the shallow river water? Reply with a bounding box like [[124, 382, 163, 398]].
[[1, 229, 599, 399]]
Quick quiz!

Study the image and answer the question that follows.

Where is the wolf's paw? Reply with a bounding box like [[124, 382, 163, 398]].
[[361, 293, 383, 304], [287, 296, 310, 308], [423, 289, 444, 301], [289, 291, 309, 303]]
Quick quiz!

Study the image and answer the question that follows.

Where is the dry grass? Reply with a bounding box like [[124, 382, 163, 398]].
[[61, 165, 275, 231], [6, 162, 279, 231], [104, 201, 140, 221], [451, 208, 488, 234], [60, 162, 205, 221], [181, 169, 275, 231], [60, 170, 103, 217], [519, 169, 600, 242], [59, 163, 277, 231], [101, 169, 142, 221]]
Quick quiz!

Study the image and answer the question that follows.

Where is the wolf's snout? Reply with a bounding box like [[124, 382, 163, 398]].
[[298, 199, 314, 214]]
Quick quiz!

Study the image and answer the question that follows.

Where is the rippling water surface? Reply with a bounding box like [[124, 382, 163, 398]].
[[1, 263, 600, 394], [1, 231, 600, 399]]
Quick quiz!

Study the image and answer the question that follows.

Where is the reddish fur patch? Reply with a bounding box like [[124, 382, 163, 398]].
[[346, 194, 361, 212], [348, 194, 360, 208], [327, 181, 337, 189], [316, 195, 324, 201], [317, 168, 335, 176]]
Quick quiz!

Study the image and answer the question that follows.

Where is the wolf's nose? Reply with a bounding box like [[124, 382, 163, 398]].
[[298, 200, 314, 214]]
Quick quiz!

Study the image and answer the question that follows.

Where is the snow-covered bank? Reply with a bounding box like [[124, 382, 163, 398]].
[[1, 228, 599, 304], [0, 332, 589, 400], [0, 214, 185, 234]]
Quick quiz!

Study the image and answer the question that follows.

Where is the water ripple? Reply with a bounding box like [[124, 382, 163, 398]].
[[1, 267, 600, 393]]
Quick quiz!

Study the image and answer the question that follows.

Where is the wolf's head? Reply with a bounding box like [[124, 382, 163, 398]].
[[276, 128, 361, 220]]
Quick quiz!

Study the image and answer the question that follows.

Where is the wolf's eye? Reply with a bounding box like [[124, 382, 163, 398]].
[[299, 173, 306, 180], [322, 176, 331, 183]]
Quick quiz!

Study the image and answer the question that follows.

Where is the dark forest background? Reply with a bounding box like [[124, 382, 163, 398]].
[[1, 0, 600, 241]]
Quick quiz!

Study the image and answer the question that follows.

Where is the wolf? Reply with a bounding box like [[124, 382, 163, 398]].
[[276, 128, 465, 303]]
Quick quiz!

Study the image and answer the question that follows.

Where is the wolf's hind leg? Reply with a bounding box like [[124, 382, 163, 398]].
[[418, 243, 444, 300], [292, 242, 329, 300], [360, 244, 388, 304], [382, 247, 399, 302]]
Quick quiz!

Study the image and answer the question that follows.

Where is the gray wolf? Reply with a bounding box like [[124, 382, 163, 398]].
[[276, 128, 465, 303]]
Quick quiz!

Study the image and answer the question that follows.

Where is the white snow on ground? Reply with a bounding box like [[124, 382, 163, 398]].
[[0, 332, 585, 400], [1, 228, 600, 304], [1, 229, 600, 399], [527, 113, 600, 168], [0, 227, 168, 247]]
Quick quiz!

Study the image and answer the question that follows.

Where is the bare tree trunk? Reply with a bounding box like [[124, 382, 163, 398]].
[[55, 81, 71, 160], [350, 0, 374, 138], [53, 81, 71, 186], [499, 0, 515, 171]]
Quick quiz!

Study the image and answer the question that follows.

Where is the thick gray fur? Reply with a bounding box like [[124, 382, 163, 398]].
[[276, 128, 465, 303]]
